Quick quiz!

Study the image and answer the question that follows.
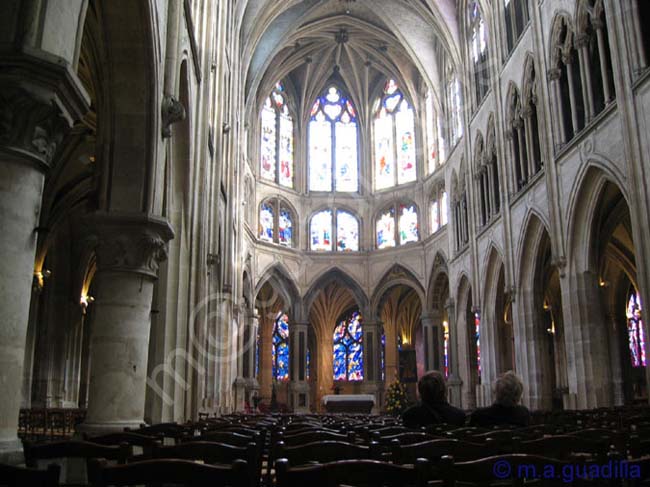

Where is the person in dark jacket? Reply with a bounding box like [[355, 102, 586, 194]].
[[469, 371, 530, 427], [402, 370, 466, 428]]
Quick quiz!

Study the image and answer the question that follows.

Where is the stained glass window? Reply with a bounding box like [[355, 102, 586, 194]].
[[306, 349, 310, 381], [441, 191, 449, 226], [474, 311, 481, 376], [399, 204, 419, 244], [426, 90, 438, 174], [374, 80, 417, 189], [310, 210, 333, 251], [259, 202, 274, 242], [376, 208, 396, 249], [259, 199, 294, 247], [333, 311, 364, 381], [447, 74, 463, 145], [272, 312, 290, 381], [278, 208, 292, 247], [260, 83, 293, 187], [431, 201, 440, 233], [309, 86, 358, 192], [380, 331, 386, 381], [469, 1, 489, 104], [431, 190, 448, 234], [337, 211, 359, 252], [255, 332, 260, 378], [443, 320, 450, 377], [627, 291, 647, 368]]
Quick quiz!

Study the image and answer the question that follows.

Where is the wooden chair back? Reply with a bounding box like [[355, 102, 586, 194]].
[[274, 440, 378, 466], [275, 458, 430, 487], [88, 458, 249, 486], [392, 438, 492, 465]]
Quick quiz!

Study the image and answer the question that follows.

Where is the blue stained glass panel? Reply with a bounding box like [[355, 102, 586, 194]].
[[333, 311, 363, 381], [278, 208, 292, 247], [259, 203, 274, 242], [272, 313, 290, 381]]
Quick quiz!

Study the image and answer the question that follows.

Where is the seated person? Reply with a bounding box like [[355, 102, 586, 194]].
[[469, 371, 530, 427], [402, 370, 466, 428]]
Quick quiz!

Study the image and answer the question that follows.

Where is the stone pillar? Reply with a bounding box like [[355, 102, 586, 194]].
[[0, 79, 86, 461], [421, 312, 437, 372], [233, 303, 247, 412], [244, 310, 260, 408], [79, 213, 173, 434], [575, 34, 594, 121], [361, 321, 382, 412], [289, 322, 310, 412], [445, 299, 463, 408]]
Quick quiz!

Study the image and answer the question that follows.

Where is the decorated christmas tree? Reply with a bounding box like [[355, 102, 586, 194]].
[[384, 379, 410, 416]]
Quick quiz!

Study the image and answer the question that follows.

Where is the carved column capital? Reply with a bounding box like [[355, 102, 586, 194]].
[[0, 86, 70, 168], [161, 94, 187, 138], [574, 33, 591, 49], [85, 212, 175, 279], [547, 68, 562, 81]]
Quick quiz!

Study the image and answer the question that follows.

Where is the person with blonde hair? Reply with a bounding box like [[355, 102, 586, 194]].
[[402, 370, 466, 428], [469, 371, 530, 427]]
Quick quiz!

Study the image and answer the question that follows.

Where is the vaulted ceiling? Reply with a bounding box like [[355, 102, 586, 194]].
[[239, 0, 461, 119]]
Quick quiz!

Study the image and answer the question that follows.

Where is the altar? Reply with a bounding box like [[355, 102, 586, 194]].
[[321, 394, 375, 414]]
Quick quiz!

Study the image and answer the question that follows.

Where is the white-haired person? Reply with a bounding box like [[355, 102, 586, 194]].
[[469, 371, 530, 427], [402, 370, 466, 428]]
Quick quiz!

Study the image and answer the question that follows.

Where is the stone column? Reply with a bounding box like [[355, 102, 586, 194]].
[[289, 321, 310, 412], [244, 311, 260, 409], [233, 303, 247, 412], [575, 34, 594, 121], [79, 213, 173, 434], [547, 68, 566, 146], [593, 20, 614, 104], [0, 80, 86, 461], [420, 312, 437, 372], [445, 299, 463, 408], [361, 321, 382, 412], [563, 52, 581, 135]]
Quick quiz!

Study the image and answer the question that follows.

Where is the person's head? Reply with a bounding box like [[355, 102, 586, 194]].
[[494, 371, 524, 407], [418, 370, 447, 405]]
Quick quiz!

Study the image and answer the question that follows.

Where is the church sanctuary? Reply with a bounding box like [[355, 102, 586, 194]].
[[2, 0, 650, 485]]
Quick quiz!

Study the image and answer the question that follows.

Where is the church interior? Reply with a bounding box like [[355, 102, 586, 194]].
[[2, 0, 650, 484]]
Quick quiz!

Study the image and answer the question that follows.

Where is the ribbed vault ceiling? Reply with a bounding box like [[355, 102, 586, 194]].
[[240, 0, 460, 118]]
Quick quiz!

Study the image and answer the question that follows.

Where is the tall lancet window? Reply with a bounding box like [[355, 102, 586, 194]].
[[309, 86, 359, 192], [333, 310, 363, 381], [272, 312, 290, 381], [469, 0, 490, 106], [260, 83, 294, 188], [374, 79, 417, 190], [627, 290, 647, 368]]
